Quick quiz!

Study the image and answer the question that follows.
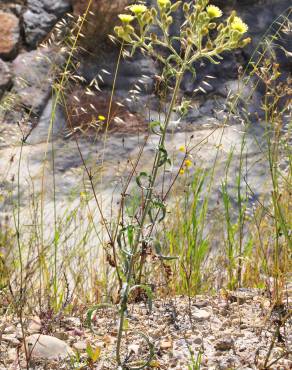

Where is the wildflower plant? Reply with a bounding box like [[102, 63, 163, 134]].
[[112, 1, 250, 368]]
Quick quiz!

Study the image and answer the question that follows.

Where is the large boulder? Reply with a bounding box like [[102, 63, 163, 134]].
[[23, 0, 72, 48], [0, 11, 20, 60], [12, 48, 64, 114], [25, 334, 73, 360]]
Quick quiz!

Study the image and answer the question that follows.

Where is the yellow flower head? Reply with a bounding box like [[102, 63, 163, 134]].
[[129, 4, 148, 15], [179, 168, 185, 175], [231, 17, 248, 34], [184, 159, 192, 168], [118, 14, 135, 23], [206, 5, 222, 18], [98, 115, 106, 121], [179, 145, 186, 153], [157, 0, 171, 9]]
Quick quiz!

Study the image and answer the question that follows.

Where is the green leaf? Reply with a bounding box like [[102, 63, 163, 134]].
[[153, 239, 178, 261], [86, 343, 94, 359], [157, 146, 171, 167], [91, 346, 101, 362], [148, 199, 166, 223], [125, 331, 155, 370], [86, 303, 116, 328], [136, 172, 152, 190], [149, 121, 163, 136]]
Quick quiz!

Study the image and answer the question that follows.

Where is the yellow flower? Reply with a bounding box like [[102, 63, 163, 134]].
[[118, 14, 135, 23], [179, 168, 185, 175], [184, 159, 192, 168], [98, 115, 106, 121], [157, 0, 171, 9], [206, 5, 222, 18], [178, 145, 186, 152], [231, 17, 248, 34], [129, 4, 148, 15]]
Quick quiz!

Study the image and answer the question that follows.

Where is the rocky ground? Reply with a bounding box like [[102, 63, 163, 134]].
[[0, 289, 291, 369]]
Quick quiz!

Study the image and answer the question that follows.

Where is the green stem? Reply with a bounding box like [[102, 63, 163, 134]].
[[116, 46, 191, 366]]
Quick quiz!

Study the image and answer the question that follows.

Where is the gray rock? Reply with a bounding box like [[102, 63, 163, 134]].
[[1, 334, 20, 347], [26, 97, 66, 144], [12, 48, 64, 114], [26, 334, 73, 360], [73, 341, 87, 351], [27, 316, 42, 334], [192, 308, 211, 321], [77, 51, 158, 93], [0, 11, 20, 60], [23, 0, 71, 47], [0, 59, 12, 98], [215, 337, 235, 351]]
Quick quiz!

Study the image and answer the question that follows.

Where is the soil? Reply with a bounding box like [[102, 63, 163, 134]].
[[0, 288, 291, 369]]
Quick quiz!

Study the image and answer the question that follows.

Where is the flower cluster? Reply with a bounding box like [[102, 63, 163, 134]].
[[114, 1, 250, 76]]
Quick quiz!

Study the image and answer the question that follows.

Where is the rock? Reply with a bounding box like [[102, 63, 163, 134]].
[[160, 339, 173, 350], [128, 344, 140, 355], [77, 51, 157, 93], [3, 325, 16, 334], [0, 60, 12, 98], [27, 316, 42, 334], [54, 331, 69, 341], [25, 334, 73, 360], [193, 337, 203, 345], [7, 348, 17, 363], [73, 341, 87, 351], [215, 337, 235, 351], [2, 334, 20, 347], [26, 97, 66, 144], [12, 48, 64, 114], [0, 11, 20, 60], [23, 0, 71, 47], [192, 308, 211, 321]]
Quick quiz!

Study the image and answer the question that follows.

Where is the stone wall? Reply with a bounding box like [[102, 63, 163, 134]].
[[0, 0, 290, 132]]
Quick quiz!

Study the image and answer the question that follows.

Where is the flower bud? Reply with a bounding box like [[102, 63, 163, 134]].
[[208, 22, 217, 30], [186, 28, 192, 37], [157, 0, 171, 9], [206, 41, 213, 49], [161, 13, 167, 23], [125, 25, 134, 34], [167, 16, 173, 25], [151, 8, 157, 17], [231, 29, 241, 41], [187, 37, 193, 45], [171, 1, 182, 12], [183, 3, 190, 13], [217, 23, 224, 31], [142, 12, 151, 23], [229, 11, 236, 23], [201, 27, 209, 36], [190, 13, 196, 23], [198, 12, 207, 23], [151, 33, 158, 42], [114, 26, 123, 37], [239, 37, 251, 48]]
